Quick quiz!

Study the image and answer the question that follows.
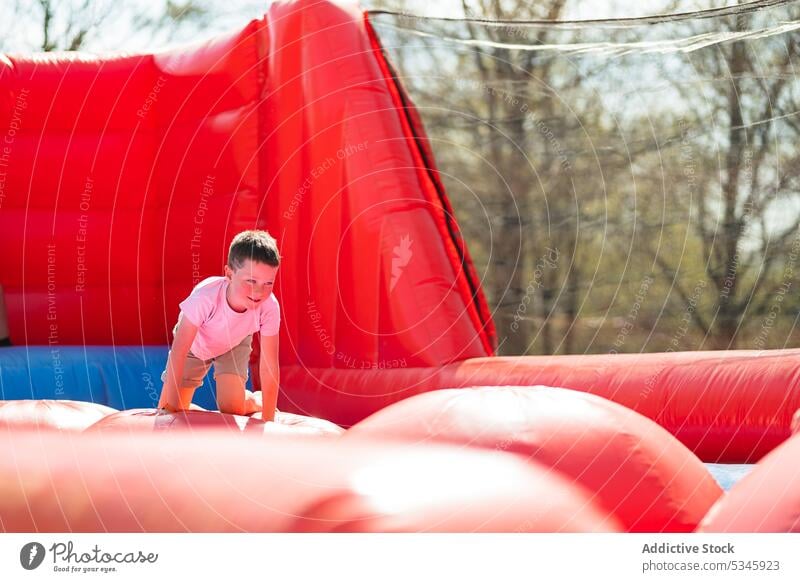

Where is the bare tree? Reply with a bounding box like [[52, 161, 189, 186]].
[[637, 7, 800, 349], [0, 0, 230, 53]]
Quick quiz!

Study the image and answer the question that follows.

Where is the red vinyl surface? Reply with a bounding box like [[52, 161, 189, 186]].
[[281, 348, 800, 463], [0, 0, 798, 463], [699, 433, 800, 532], [347, 386, 722, 532], [0, 399, 116, 431], [0, 1, 491, 360], [0, 428, 618, 532]]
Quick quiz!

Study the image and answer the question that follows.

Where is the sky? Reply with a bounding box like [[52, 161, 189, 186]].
[[363, 0, 744, 20], [0, 0, 747, 53], [0, 0, 269, 53]]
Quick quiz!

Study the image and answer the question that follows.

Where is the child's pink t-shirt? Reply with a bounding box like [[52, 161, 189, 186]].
[[178, 276, 280, 361]]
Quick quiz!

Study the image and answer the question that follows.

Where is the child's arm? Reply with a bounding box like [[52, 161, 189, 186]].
[[159, 314, 199, 412], [259, 333, 280, 422]]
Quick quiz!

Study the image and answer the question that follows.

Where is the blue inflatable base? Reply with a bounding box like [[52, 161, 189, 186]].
[[0, 346, 250, 410]]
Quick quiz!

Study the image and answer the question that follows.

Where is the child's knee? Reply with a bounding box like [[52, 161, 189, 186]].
[[215, 373, 247, 415], [218, 395, 247, 415], [218, 403, 247, 416]]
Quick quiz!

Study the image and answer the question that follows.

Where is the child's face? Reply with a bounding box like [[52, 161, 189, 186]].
[[224, 259, 278, 311]]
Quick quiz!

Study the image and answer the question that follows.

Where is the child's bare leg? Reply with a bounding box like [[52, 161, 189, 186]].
[[215, 374, 247, 415], [158, 385, 196, 411]]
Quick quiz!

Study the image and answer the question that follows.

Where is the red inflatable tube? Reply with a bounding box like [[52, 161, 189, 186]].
[[699, 433, 800, 532], [85, 408, 341, 437], [238, 390, 342, 436], [346, 386, 722, 532], [291, 455, 621, 532], [253, 411, 344, 437], [85, 408, 266, 433], [0, 399, 117, 431], [282, 348, 800, 463], [1, 0, 797, 469], [0, 429, 620, 532]]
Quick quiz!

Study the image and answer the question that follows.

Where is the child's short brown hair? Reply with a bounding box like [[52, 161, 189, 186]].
[[228, 230, 281, 269]]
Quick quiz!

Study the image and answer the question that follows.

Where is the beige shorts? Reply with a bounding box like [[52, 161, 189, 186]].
[[161, 334, 253, 389]]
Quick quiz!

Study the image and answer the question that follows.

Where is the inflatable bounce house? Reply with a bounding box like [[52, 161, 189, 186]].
[[1, 0, 799, 532]]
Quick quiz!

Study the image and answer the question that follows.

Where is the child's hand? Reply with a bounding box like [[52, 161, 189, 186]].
[[156, 403, 180, 415]]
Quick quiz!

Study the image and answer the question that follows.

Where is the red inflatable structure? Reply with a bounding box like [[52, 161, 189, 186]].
[[347, 386, 722, 532], [1, 1, 800, 534], [0, 0, 797, 464], [0, 429, 620, 532], [699, 433, 800, 533], [0, 399, 116, 431], [87, 407, 343, 437]]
